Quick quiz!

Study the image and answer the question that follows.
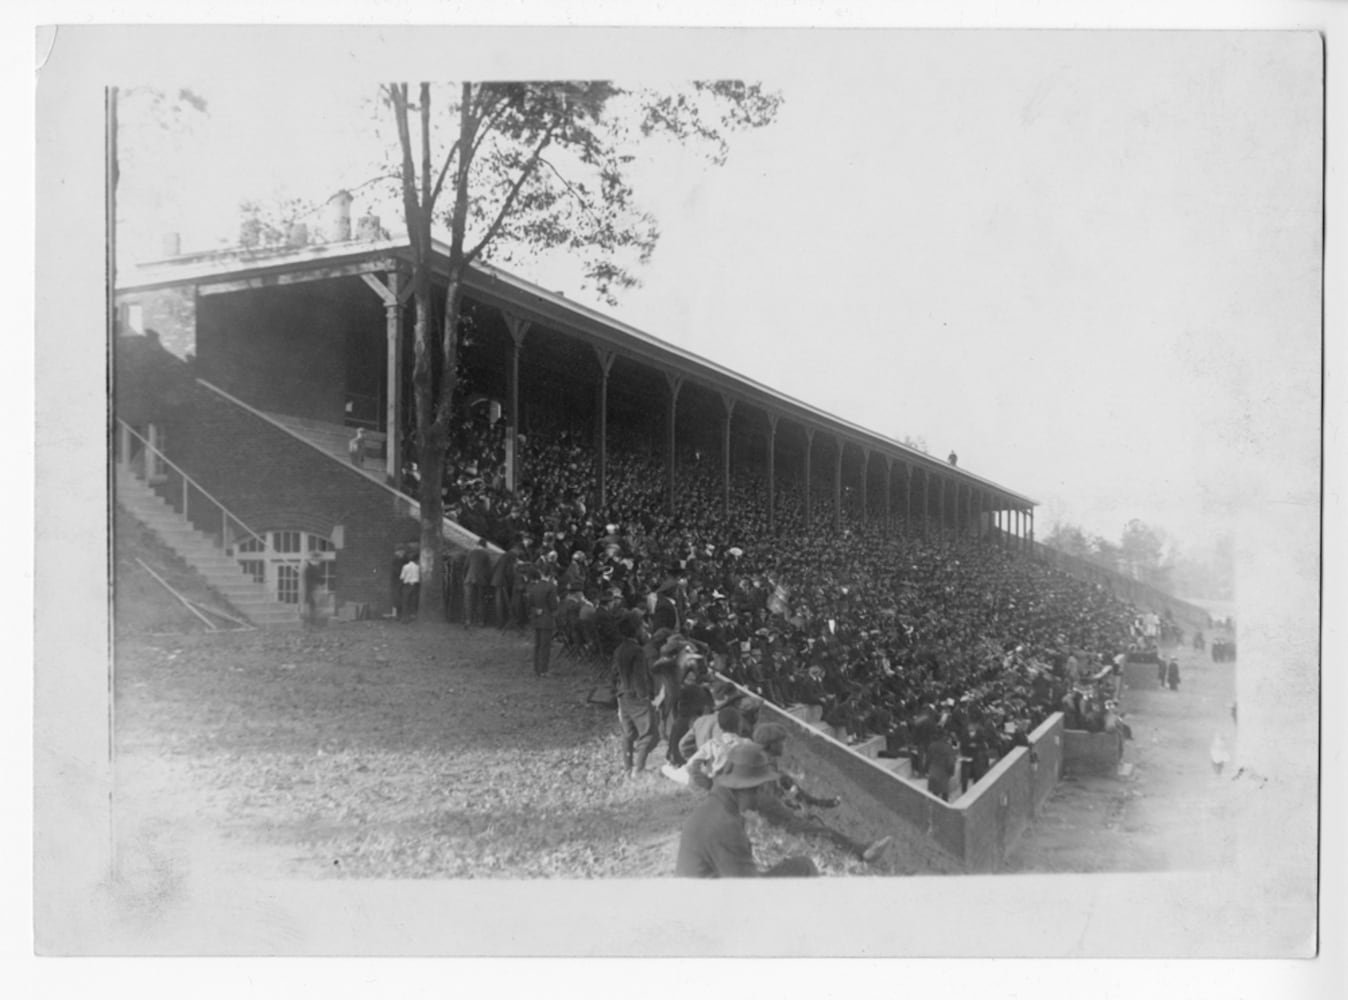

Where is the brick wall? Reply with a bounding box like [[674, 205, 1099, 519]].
[[119, 286, 198, 360], [195, 282, 376, 426], [116, 335, 421, 612]]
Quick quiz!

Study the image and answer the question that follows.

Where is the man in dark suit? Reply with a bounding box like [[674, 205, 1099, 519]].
[[464, 537, 494, 628], [491, 541, 519, 630], [526, 565, 559, 677]]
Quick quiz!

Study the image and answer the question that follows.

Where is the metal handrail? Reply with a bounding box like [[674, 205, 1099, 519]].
[[116, 418, 266, 548]]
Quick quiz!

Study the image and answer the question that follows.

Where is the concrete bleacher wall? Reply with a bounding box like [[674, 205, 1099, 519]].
[[1061, 729, 1124, 776], [719, 674, 1068, 872]]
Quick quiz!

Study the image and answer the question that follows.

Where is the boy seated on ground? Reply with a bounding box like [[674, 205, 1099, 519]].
[[684, 707, 748, 790]]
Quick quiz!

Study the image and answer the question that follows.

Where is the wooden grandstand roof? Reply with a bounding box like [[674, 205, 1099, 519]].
[[118, 237, 1038, 508]]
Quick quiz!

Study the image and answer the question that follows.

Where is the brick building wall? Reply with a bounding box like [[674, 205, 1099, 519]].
[[195, 283, 358, 425], [119, 285, 198, 360], [116, 335, 421, 612]]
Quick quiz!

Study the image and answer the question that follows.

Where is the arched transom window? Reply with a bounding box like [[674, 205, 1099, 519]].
[[236, 530, 336, 604]]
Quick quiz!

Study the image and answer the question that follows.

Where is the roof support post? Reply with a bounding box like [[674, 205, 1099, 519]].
[[766, 413, 778, 534], [902, 462, 911, 534], [921, 468, 929, 538], [833, 439, 843, 532], [665, 373, 684, 515], [803, 427, 815, 531], [859, 448, 869, 524], [503, 313, 532, 494], [594, 347, 615, 512], [939, 475, 948, 538], [360, 270, 406, 484], [721, 395, 736, 519], [883, 456, 892, 538]]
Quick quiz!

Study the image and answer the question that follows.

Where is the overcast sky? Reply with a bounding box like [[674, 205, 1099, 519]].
[[114, 29, 1322, 555]]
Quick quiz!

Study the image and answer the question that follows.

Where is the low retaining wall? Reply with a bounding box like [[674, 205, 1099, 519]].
[[719, 675, 1066, 872]]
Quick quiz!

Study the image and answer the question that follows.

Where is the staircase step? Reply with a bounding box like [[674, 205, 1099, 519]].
[[118, 492, 297, 631]]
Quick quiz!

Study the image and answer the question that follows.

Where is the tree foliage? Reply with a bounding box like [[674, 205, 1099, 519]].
[[1044, 520, 1091, 559], [1044, 515, 1182, 591], [383, 80, 782, 621]]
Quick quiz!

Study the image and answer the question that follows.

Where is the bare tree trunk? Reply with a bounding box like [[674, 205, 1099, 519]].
[[412, 277, 447, 624]]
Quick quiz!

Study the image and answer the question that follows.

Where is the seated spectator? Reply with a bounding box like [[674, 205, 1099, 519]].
[[749, 722, 893, 865], [685, 706, 748, 790], [675, 743, 819, 878]]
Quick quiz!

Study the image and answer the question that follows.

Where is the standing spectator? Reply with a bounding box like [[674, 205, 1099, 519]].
[[675, 743, 818, 878], [614, 613, 660, 778], [348, 427, 366, 466], [301, 552, 323, 628], [389, 546, 407, 620], [447, 548, 468, 623], [491, 541, 519, 630], [1166, 657, 1181, 691], [510, 541, 534, 628], [527, 564, 559, 677], [926, 730, 958, 802], [464, 538, 494, 628], [653, 578, 681, 632], [399, 553, 421, 623]]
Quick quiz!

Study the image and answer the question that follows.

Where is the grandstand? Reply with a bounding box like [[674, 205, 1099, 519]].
[[113, 223, 1211, 870]]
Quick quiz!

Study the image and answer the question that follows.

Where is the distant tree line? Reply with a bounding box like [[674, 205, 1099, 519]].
[[1043, 517, 1233, 601]]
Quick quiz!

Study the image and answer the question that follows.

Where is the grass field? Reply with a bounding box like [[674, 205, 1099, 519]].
[[112, 597, 1243, 887], [113, 621, 887, 881]]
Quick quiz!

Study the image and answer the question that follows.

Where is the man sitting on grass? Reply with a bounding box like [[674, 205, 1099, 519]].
[[750, 723, 893, 866], [675, 743, 818, 878]]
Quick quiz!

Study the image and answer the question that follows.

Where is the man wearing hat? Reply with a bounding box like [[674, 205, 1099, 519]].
[[750, 723, 893, 865], [614, 611, 659, 777], [676, 742, 818, 878]]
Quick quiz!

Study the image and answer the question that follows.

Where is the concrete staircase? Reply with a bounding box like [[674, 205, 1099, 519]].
[[115, 465, 298, 629]]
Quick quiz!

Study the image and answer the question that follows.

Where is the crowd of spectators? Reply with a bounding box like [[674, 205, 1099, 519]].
[[426, 414, 1146, 792]]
